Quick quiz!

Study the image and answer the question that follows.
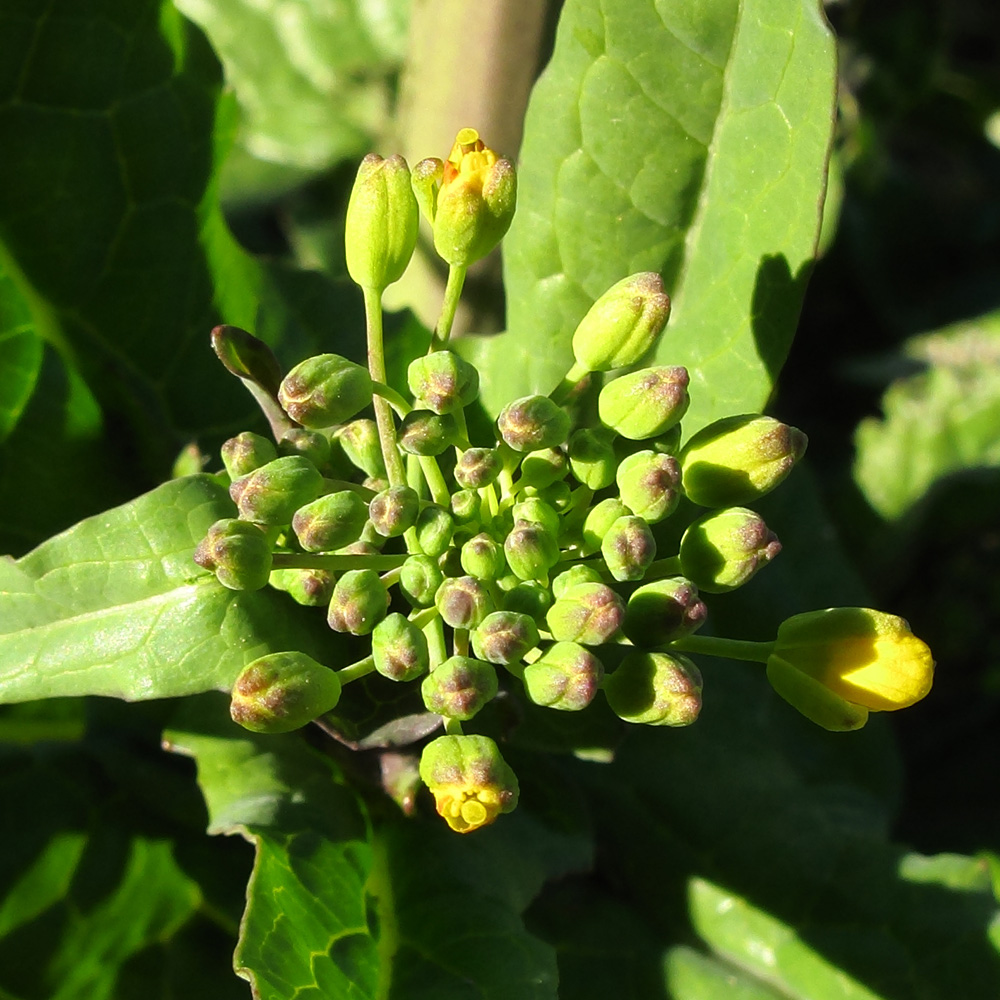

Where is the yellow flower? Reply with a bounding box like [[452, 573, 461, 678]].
[[418, 734, 519, 833], [766, 608, 934, 731]]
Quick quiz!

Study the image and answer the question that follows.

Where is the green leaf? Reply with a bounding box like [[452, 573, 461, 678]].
[[487, 0, 834, 430], [175, 0, 409, 174], [0, 475, 332, 704], [0, 255, 43, 443], [664, 944, 788, 1000], [854, 314, 1000, 520]]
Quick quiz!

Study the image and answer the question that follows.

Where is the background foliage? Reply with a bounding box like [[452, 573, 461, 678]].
[[1, 0, 999, 997]]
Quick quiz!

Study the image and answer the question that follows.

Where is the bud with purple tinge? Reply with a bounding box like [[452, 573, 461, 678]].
[[604, 651, 702, 726]]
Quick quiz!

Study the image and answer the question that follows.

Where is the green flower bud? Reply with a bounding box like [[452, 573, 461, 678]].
[[369, 485, 420, 538], [230, 456, 324, 526], [345, 153, 419, 292], [221, 431, 278, 481], [211, 324, 282, 397], [652, 424, 683, 457], [193, 518, 273, 591], [372, 613, 430, 682], [398, 409, 457, 456], [421, 655, 498, 720], [399, 554, 444, 608], [598, 366, 689, 440], [268, 567, 335, 607], [545, 582, 625, 645], [523, 642, 604, 711], [292, 491, 368, 552], [601, 515, 657, 582], [435, 575, 494, 629], [621, 578, 707, 646], [450, 488, 481, 525], [518, 448, 567, 490], [679, 507, 781, 594], [604, 651, 702, 726], [422, 128, 517, 268], [407, 350, 479, 414], [568, 427, 617, 489], [680, 414, 808, 508], [230, 651, 341, 733], [460, 533, 506, 580], [511, 497, 560, 538], [532, 480, 573, 512], [616, 451, 681, 524], [504, 522, 560, 582], [454, 447, 502, 489], [471, 611, 539, 665], [327, 568, 388, 634], [571, 272, 671, 373], [419, 734, 518, 833], [278, 354, 373, 429], [278, 428, 331, 467], [502, 580, 553, 625], [414, 504, 454, 557], [552, 564, 604, 600], [497, 396, 570, 453], [338, 419, 386, 478], [581, 498, 630, 555]]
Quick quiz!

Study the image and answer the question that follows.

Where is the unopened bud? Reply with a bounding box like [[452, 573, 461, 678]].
[[518, 448, 568, 490], [435, 575, 494, 629], [221, 431, 278, 481], [407, 351, 479, 414], [338, 419, 386, 478], [278, 428, 331, 467], [552, 564, 603, 599], [461, 533, 506, 581], [369, 485, 419, 538], [502, 580, 553, 625], [546, 582, 625, 645], [399, 554, 443, 608], [419, 734, 518, 833], [511, 497, 560, 537], [345, 153, 418, 292], [568, 427, 617, 489], [472, 611, 539, 665], [599, 366, 689, 440], [622, 578, 707, 646], [423, 128, 517, 267], [414, 504, 454, 557], [601, 515, 657, 582], [327, 568, 388, 634], [397, 409, 457, 457], [604, 651, 702, 726], [193, 518, 273, 591], [211, 325, 282, 397], [372, 613, 430, 682], [455, 447, 501, 489], [581, 498, 630, 555], [504, 522, 559, 582], [230, 651, 341, 733], [278, 354, 372, 428], [497, 396, 570, 452], [421, 656, 498, 719], [230, 456, 324, 526], [616, 451, 681, 524], [450, 489, 481, 525], [292, 490, 368, 552], [679, 507, 781, 594], [680, 414, 808, 508], [571, 272, 671, 373], [523, 642, 604, 711], [268, 567, 335, 606]]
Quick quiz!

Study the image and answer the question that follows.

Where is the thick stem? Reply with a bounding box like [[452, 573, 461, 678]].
[[665, 634, 775, 664], [371, 381, 412, 416], [364, 285, 407, 487], [272, 552, 408, 571], [431, 263, 468, 349], [549, 361, 590, 405], [337, 655, 376, 684]]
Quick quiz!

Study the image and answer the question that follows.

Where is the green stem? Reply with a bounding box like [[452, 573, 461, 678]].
[[409, 606, 440, 630], [641, 556, 684, 581], [418, 455, 451, 507], [664, 635, 775, 664], [337, 655, 376, 684], [453, 628, 469, 658], [363, 285, 406, 487], [444, 717, 465, 736], [272, 553, 408, 571], [426, 616, 448, 670], [549, 361, 590, 405], [431, 264, 468, 349], [371, 381, 412, 416], [322, 478, 377, 500]]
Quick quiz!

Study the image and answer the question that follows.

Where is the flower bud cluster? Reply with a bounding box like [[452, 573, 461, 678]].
[[192, 129, 932, 835]]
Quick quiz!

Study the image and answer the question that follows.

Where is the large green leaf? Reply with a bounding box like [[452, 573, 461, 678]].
[[0, 255, 43, 443], [167, 697, 566, 1000], [484, 0, 834, 430], [854, 313, 1000, 520], [0, 475, 333, 703]]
